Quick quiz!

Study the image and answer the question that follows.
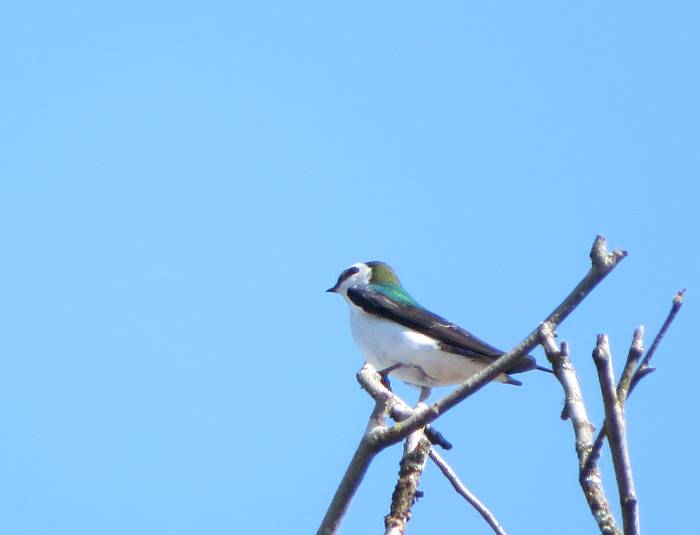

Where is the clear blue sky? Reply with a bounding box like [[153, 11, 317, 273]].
[[1, 2, 697, 534]]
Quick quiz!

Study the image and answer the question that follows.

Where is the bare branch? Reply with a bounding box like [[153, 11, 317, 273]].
[[584, 328, 644, 472], [358, 373, 497, 532], [617, 326, 645, 402], [593, 335, 639, 535], [357, 365, 453, 450], [583, 289, 685, 474], [316, 366, 393, 535], [384, 432, 431, 535], [429, 450, 508, 535], [628, 288, 686, 395], [318, 236, 627, 534], [540, 327, 620, 534], [424, 426, 453, 451], [382, 236, 627, 444]]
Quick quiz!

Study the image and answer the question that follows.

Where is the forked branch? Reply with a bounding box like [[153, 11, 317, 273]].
[[582, 290, 686, 475], [317, 235, 627, 535], [539, 328, 620, 534], [543, 289, 684, 535], [593, 335, 639, 535]]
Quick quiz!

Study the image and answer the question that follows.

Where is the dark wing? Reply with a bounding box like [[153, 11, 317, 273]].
[[347, 286, 537, 376]]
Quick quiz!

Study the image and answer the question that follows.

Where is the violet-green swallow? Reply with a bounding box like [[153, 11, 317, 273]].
[[327, 261, 547, 398]]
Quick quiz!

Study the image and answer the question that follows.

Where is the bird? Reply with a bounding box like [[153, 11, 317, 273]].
[[327, 261, 550, 401]]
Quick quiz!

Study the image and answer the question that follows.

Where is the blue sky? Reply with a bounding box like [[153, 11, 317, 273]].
[[1, 2, 697, 534]]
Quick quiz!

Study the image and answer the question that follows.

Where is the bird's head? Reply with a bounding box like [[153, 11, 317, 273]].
[[326, 261, 400, 296]]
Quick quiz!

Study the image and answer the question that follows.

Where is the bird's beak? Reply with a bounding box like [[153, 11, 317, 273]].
[[326, 284, 338, 293]]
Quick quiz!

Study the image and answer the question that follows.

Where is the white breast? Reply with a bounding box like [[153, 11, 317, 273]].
[[347, 304, 494, 387]]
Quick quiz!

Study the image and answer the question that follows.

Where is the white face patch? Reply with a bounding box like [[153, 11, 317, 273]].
[[335, 262, 371, 295]]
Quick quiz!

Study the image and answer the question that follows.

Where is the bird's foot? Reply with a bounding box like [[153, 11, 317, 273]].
[[378, 363, 402, 390]]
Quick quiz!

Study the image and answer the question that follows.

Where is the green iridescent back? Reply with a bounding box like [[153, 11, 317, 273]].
[[366, 261, 421, 306], [372, 282, 420, 306]]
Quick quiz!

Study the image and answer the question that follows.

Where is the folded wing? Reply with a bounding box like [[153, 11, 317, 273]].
[[347, 286, 537, 376]]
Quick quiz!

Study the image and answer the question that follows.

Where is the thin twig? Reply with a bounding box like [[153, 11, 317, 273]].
[[429, 450, 508, 535], [540, 327, 620, 534], [628, 288, 686, 395], [424, 425, 453, 450], [617, 326, 645, 402], [583, 289, 685, 474], [593, 335, 639, 535]]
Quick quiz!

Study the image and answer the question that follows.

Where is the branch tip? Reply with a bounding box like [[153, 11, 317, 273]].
[[674, 288, 686, 304], [425, 426, 453, 450], [593, 334, 611, 364], [560, 340, 570, 357], [631, 326, 645, 352], [590, 235, 627, 271]]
